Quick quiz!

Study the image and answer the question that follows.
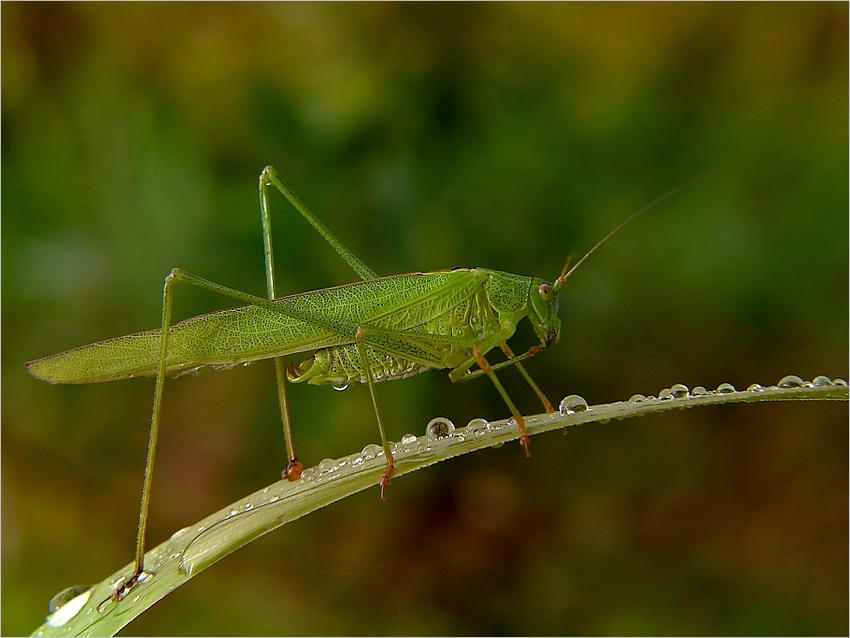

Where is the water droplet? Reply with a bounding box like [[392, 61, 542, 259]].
[[137, 571, 154, 584], [243, 502, 254, 512], [46, 586, 92, 627], [401, 433, 417, 446], [812, 375, 833, 387], [361, 443, 382, 460], [466, 418, 489, 436], [658, 388, 674, 401], [747, 383, 764, 393], [692, 386, 707, 396], [228, 508, 239, 518], [426, 417, 455, 441], [170, 526, 190, 543], [670, 383, 690, 398], [559, 394, 588, 416], [319, 458, 337, 474], [179, 560, 195, 577], [269, 495, 279, 503], [300, 467, 317, 482], [490, 441, 505, 449], [332, 382, 349, 392], [832, 378, 847, 387], [629, 394, 646, 403], [778, 374, 804, 388], [716, 382, 736, 394], [47, 586, 91, 615]]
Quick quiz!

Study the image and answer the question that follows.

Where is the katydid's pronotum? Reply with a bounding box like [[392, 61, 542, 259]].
[[26, 164, 717, 597]]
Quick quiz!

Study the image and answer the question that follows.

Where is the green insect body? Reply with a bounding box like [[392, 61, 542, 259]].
[[27, 268, 560, 388]]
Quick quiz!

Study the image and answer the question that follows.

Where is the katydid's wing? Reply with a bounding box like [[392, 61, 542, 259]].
[[26, 270, 488, 385]]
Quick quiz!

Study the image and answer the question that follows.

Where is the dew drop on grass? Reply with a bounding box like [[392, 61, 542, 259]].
[[670, 383, 690, 398], [778, 374, 804, 388], [361, 443, 382, 460], [466, 418, 489, 436], [558, 394, 588, 416], [400, 433, 417, 447], [170, 526, 190, 543], [812, 375, 833, 387], [426, 417, 455, 441], [716, 382, 736, 394], [46, 586, 92, 627]]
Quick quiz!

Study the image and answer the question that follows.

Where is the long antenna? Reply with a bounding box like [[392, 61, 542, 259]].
[[552, 143, 790, 291]]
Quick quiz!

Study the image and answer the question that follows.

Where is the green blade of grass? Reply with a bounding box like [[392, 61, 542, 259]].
[[34, 374, 847, 637]]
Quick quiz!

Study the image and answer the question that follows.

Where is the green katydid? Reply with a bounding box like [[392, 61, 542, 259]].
[[26, 163, 718, 597]]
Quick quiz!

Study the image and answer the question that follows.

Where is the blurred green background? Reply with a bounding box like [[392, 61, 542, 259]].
[[3, 3, 847, 635]]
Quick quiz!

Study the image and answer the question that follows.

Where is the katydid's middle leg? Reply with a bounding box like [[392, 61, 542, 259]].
[[472, 345, 532, 457], [499, 343, 555, 413], [354, 326, 395, 501]]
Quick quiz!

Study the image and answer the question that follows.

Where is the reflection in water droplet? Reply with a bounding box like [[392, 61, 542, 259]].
[[692, 386, 707, 396], [400, 433, 417, 446], [670, 383, 690, 398], [300, 467, 317, 482], [559, 394, 588, 416], [332, 383, 349, 392], [629, 394, 646, 403], [658, 388, 674, 401], [46, 586, 93, 627], [778, 374, 804, 388], [319, 458, 336, 474], [812, 375, 833, 387], [361, 443, 382, 459], [716, 382, 736, 394], [48, 585, 92, 615], [244, 502, 253, 511], [832, 378, 847, 387], [747, 383, 764, 393], [426, 417, 455, 441], [466, 418, 489, 435]]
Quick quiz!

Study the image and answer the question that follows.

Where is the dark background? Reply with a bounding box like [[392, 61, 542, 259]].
[[3, 3, 847, 635]]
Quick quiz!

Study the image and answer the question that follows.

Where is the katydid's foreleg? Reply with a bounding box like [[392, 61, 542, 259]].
[[499, 343, 555, 413], [354, 326, 395, 501], [472, 345, 532, 458], [259, 170, 303, 480]]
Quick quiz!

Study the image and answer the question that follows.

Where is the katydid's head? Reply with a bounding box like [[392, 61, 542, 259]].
[[529, 278, 561, 348]]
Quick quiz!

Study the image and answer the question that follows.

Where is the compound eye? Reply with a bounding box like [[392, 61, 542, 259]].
[[538, 283, 553, 302]]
